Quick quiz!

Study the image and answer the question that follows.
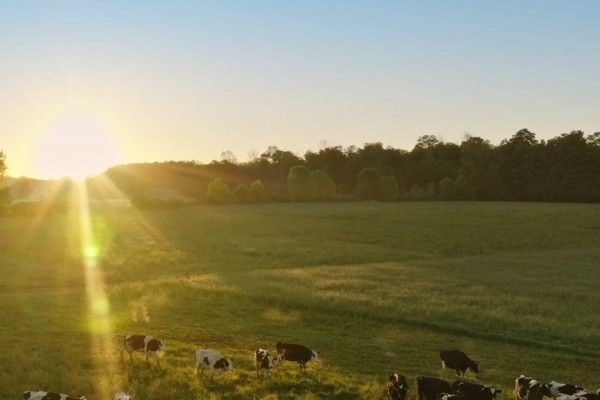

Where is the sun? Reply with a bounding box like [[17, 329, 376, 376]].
[[35, 117, 121, 180]]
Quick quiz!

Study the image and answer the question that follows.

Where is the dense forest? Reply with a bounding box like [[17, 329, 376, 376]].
[[3, 129, 600, 212]]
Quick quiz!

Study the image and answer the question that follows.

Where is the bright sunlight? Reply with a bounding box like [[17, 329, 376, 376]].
[[34, 117, 121, 180]]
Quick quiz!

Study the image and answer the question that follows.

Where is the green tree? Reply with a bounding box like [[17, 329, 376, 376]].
[[439, 176, 456, 200], [304, 146, 347, 190], [498, 128, 542, 200], [310, 169, 336, 200], [249, 180, 268, 203], [206, 177, 233, 204], [378, 175, 399, 201], [233, 183, 251, 203], [287, 165, 312, 201], [453, 174, 468, 200], [0, 151, 12, 215], [354, 167, 379, 200]]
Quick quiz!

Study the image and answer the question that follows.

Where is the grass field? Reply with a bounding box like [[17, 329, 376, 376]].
[[1, 202, 599, 399]]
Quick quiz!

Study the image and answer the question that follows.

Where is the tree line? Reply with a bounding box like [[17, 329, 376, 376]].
[[99, 128, 600, 206], [2, 128, 600, 213]]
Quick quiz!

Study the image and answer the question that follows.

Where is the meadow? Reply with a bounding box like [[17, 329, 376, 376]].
[[1, 202, 599, 399]]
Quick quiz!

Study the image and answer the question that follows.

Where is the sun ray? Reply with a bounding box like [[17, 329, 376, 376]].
[[76, 180, 118, 398]]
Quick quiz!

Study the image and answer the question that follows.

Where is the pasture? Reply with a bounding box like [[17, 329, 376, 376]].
[[1, 202, 599, 399]]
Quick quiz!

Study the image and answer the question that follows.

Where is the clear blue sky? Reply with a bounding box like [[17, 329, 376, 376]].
[[1, 1, 599, 178]]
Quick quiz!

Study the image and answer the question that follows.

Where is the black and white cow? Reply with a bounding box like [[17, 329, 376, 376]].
[[23, 391, 87, 400], [196, 348, 233, 375], [440, 349, 479, 376], [453, 381, 503, 400], [515, 375, 544, 400], [114, 392, 133, 400], [567, 392, 600, 400], [439, 394, 468, 400], [541, 382, 586, 399], [255, 348, 277, 379], [555, 393, 600, 400], [122, 334, 165, 367], [415, 376, 453, 400], [388, 373, 409, 400], [276, 342, 319, 370]]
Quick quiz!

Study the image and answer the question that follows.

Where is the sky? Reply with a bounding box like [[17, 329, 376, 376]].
[[1, 1, 599, 179]]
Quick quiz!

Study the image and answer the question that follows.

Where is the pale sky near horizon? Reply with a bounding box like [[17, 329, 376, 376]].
[[1, 1, 599, 179]]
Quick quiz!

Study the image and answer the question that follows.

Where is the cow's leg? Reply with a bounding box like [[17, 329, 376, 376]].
[[129, 352, 134, 366]]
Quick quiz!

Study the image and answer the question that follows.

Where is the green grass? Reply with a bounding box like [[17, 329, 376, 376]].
[[1, 202, 600, 399]]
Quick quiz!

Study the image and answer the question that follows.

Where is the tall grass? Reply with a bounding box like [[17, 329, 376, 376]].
[[1, 202, 599, 399]]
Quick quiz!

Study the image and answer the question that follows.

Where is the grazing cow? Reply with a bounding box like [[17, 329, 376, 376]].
[[541, 382, 586, 399], [23, 391, 87, 400], [196, 348, 233, 375], [276, 342, 319, 370], [515, 375, 544, 400], [440, 349, 479, 376], [388, 373, 410, 400], [255, 348, 277, 379], [122, 334, 165, 367], [416, 376, 453, 400], [114, 392, 133, 400], [453, 381, 503, 400]]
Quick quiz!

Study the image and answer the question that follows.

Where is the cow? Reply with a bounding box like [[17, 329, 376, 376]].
[[541, 382, 586, 399], [567, 392, 600, 400], [415, 376, 453, 400], [515, 375, 544, 400], [555, 393, 600, 400], [114, 393, 133, 400], [388, 373, 409, 400], [23, 391, 87, 400], [440, 349, 479, 376], [255, 348, 277, 379], [276, 342, 319, 370], [453, 381, 503, 400], [122, 334, 165, 367], [439, 394, 468, 400], [196, 348, 233, 376]]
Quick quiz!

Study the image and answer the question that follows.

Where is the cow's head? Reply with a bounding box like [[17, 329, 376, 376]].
[[115, 392, 133, 400], [469, 360, 479, 374], [158, 340, 166, 352], [490, 388, 503, 399], [388, 376, 409, 400], [311, 350, 319, 362], [263, 354, 277, 369]]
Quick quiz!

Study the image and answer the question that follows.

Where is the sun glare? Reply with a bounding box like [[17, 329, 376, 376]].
[[35, 117, 121, 180]]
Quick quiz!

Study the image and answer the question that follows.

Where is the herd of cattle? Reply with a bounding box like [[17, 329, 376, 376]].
[[23, 335, 600, 400], [388, 349, 600, 400]]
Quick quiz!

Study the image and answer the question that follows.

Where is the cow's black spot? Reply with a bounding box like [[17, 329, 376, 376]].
[[203, 356, 210, 366], [41, 393, 62, 400], [214, 357, 229, 370], [146, 339, 161, 352]]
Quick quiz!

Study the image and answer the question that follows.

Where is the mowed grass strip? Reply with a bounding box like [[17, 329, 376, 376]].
[[0, 202, 599, 399]]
